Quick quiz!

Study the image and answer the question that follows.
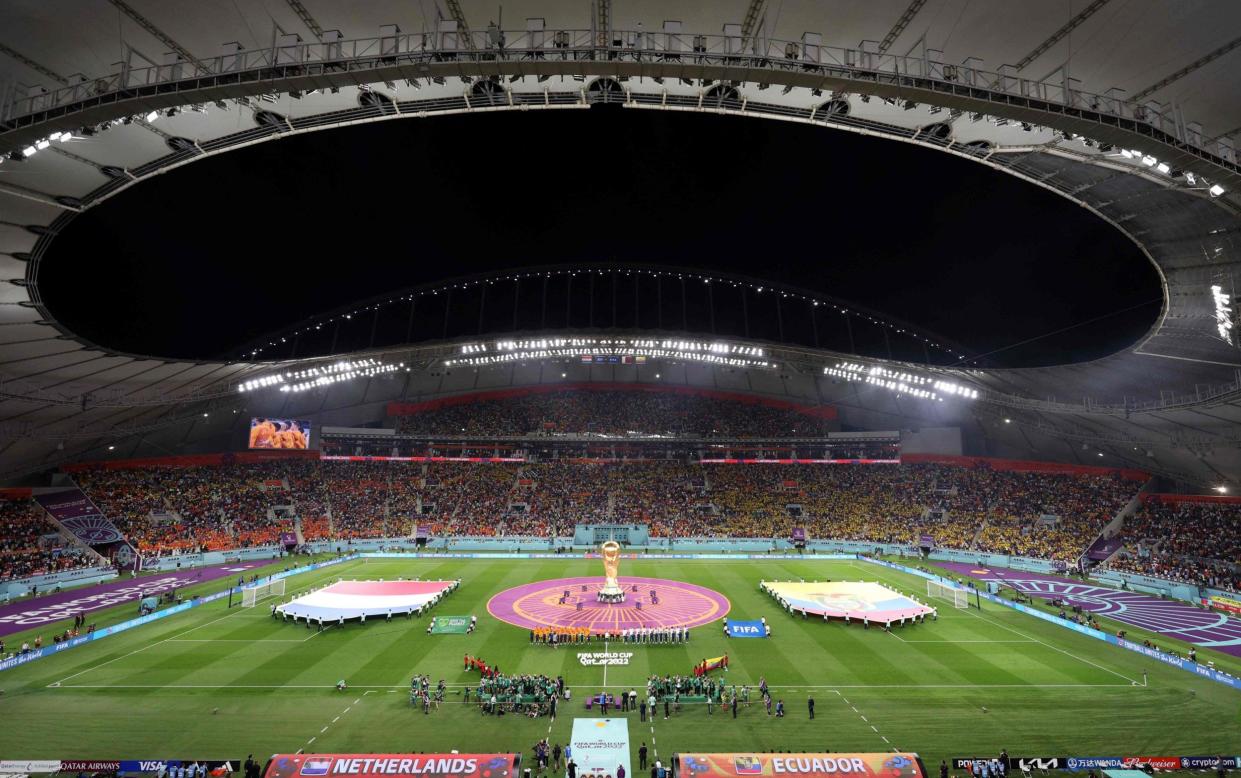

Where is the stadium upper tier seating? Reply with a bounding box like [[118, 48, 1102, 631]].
[[1101, 500, 1241, 592], [63, 460, 1139, 568], [393, 389, 834, 438]]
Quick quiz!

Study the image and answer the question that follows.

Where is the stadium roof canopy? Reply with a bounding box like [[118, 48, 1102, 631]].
[[0, 0, 1239, 488]]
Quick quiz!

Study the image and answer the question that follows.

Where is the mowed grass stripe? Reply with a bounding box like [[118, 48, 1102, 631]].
[[3, 556, 1237, 765]]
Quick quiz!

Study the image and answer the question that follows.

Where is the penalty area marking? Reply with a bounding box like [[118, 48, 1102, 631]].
[[43, 563, 357, 689], [851, 562, 1145, 687]]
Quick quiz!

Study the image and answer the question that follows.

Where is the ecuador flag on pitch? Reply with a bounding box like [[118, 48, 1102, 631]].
[[695, 655, 729, 675]]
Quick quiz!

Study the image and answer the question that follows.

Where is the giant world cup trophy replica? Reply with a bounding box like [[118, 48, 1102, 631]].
[[598, 540, 626, 603]]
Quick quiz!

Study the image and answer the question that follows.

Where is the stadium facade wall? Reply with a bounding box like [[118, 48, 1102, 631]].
[[862, 557, 1241, 692], [61, 450, 320, 472], [1091, 570, 1203, 602], [384, 383, 839, 420], [0, 555, 357, 674], [898, 427, 963, 456], [1140, 492, 1241, 505], [901, 453, 1149, 481]]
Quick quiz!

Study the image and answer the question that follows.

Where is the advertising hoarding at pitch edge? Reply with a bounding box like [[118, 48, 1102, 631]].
[[263, 755, 520, 778], [952, 757, 1241, 771], [675, 754, 924, 778]]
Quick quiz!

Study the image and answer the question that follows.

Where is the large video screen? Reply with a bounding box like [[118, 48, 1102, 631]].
[[249, 417, 311, 449]]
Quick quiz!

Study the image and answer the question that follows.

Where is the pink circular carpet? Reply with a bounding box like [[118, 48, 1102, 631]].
[[486, 576, 730, 634]]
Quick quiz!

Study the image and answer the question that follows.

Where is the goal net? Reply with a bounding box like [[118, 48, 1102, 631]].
[[926, 579, 972, 609], [241, 578, 286, 608]]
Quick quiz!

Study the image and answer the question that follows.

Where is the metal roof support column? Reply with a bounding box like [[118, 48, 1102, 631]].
[[656, 276, 663, 329], [442, 288, 452, 338], [1132, 35, 1241, 102], [877, 0, 928, 55], [512, 279, 520, 331], [406, 296, 419, 343], [285, 0, 325, 42], [477, 283, 487, 335], [0, 43, 69, 85], [708, 282, 715, 334], [108, 0, 207, 73], [680, 277, 688, 330], [1015, 0, 1110, 72], [633, 273, 640, 328]]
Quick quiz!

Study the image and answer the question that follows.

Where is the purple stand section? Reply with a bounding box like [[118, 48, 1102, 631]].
[[1085, 537, 1124, 561], [0, 562, 263, 637], [937, 561, 1241, 657]]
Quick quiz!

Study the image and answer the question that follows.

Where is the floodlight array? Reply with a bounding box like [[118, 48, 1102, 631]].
[[237, 358, 403, 394], [1111, 148, 1228, 197], [1212, 284, 1234, 345], [824, 362, 980, 402], [445, 336, 773, 369]]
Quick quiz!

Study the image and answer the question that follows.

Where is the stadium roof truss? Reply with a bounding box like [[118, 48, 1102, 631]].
[[0, 1, 1240, 488]]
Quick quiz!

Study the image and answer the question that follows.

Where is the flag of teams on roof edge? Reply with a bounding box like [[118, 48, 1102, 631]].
[[263, 754, 519, 778]]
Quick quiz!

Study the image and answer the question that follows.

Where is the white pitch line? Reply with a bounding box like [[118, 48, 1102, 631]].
[[321, 726, 329, 734], [307, 738, 316, 746], [52, 682, 1138, 690], [48, 606, 253, 687], [853, 563, 1144, 686]]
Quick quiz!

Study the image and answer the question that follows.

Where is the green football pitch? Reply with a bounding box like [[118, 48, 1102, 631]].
[[1, 556, 1238, 766]]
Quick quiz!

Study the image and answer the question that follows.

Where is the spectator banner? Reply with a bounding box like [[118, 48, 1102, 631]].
[[36, 487, 141, 571], [726, 620, 767, 638], [569, 718, 630, 778], [676, 753, 924, 778], [791, 527, 806, 543], [279, 531, 298, 547], [918, 535, 935, 549], [36, 488, 125, 545], [429, 615, 471, 634], [1204, 594, 1241, 615], [264, 755, 520, 778], [954, 757, 1241, 772]]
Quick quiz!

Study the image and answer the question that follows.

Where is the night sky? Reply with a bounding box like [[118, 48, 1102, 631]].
[[40, 107, 1160, 366]]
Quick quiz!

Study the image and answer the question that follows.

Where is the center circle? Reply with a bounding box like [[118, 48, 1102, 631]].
[[487, 576, 730, 634]]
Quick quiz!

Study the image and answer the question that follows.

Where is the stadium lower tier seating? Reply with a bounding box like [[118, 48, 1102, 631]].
[[0, 499, 97, 581], [61, 460, 1142, 571], [1100, 499, 1241, 592], [16, 456, 1233, 596]]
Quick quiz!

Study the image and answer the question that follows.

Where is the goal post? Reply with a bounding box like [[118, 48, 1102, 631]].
[[926, 578, 974, 609], [241, 578, 286, 608]]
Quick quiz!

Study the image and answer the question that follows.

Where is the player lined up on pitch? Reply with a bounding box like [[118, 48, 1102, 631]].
[[620, 627, 689, 644]]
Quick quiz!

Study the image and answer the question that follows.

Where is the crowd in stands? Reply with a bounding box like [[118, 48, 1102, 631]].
[[0, 499, 96, 581], [1102, 500, 1241, 593], [62, 458, 1140, 568], [22, 448, 1241, 595], [395, 390, 833, 438]]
